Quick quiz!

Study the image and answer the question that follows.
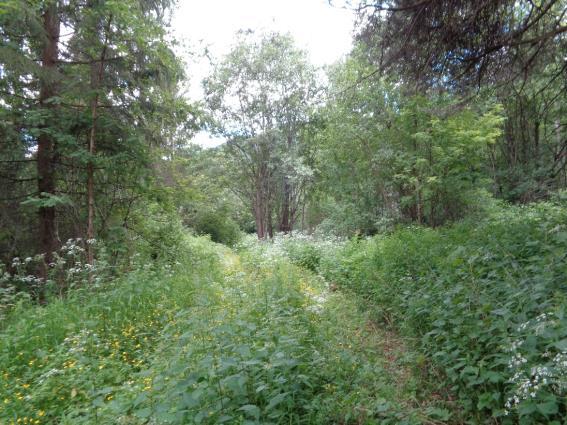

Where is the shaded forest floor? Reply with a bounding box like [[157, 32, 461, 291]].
[[0, 237, 455, 425]]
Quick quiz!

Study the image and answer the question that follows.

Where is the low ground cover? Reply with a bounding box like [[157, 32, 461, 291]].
[[1, 234, 446, 424]]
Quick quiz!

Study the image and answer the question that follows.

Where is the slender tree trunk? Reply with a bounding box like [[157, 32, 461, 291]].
[[279, 133, 293, 233], [254, 185, 266, 239], [267, 202, 274, 239], [87, 95, 97, 265], [254, 210, 265, 239], [86, 15, 112, 266], [279, 180, 291, 232], [416, 187, 423, 225], [37, 1, 60, 286]]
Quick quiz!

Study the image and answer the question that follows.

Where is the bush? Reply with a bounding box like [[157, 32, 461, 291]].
[[191, 209, 242, 247], [276, 232, 344, 274], [319, 200, 567, 423]]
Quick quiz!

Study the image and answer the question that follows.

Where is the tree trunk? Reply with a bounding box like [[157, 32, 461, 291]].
[[86, 92, 97, 266], [278, 133, 293, 233], [37, 1, 60, 285], [86, 14, 112, 266], [254, 187, 266, 239], [254, 210, 265, 239], [267, 202, 274, 239], [301, 202, 306, 232], [279, 179, 291, 233]]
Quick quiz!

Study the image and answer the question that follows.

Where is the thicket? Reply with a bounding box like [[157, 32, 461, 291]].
[[313, 197, 567, 423]]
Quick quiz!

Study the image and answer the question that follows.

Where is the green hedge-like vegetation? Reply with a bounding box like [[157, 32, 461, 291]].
[[318, 200, 567, 424], [191, 209, 242, 247]]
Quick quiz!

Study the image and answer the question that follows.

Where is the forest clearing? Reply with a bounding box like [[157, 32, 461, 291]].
[[1, 0, 566, 423]]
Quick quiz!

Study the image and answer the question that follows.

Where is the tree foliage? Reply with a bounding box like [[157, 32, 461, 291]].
[[204, 31, 318, 238], [0, 0, 195, 272], [313, 52, 504, 233], [348, 0, 567, 204], [355, 0, 567, 89]]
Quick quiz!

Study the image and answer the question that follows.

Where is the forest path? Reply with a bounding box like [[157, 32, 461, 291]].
[[221, 245, 455, 424]]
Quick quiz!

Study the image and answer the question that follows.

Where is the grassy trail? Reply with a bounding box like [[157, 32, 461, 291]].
[[220, 245, 454, 424], [0, 241, 452, 424]]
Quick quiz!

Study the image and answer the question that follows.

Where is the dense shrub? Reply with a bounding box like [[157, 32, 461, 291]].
[[319, 200, 567, 423], [191, 209, 242, 247], [0, 234, 222, 422], [129, 202, 192, 262]]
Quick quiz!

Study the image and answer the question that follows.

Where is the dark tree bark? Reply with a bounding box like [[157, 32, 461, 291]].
[[279, 181, 292, 233], [252, 161, 270, 239], [278, 133, 298, 234], [37, 1, 60, 283], [253, 188, 267, 239]]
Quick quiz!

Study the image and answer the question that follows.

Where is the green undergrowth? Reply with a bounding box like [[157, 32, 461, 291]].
[[0, 232, 451, 424], [317, 200, 567, 424], [0, 236, 222, 424]]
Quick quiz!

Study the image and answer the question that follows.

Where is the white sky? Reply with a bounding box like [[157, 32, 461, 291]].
[[171, 0, 356, 147]]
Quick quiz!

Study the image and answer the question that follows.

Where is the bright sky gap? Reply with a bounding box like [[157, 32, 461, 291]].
[[171, 0, 356, 148]]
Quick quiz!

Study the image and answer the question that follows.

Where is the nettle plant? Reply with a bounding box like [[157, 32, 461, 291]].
[[504, 311, 567, 420]]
